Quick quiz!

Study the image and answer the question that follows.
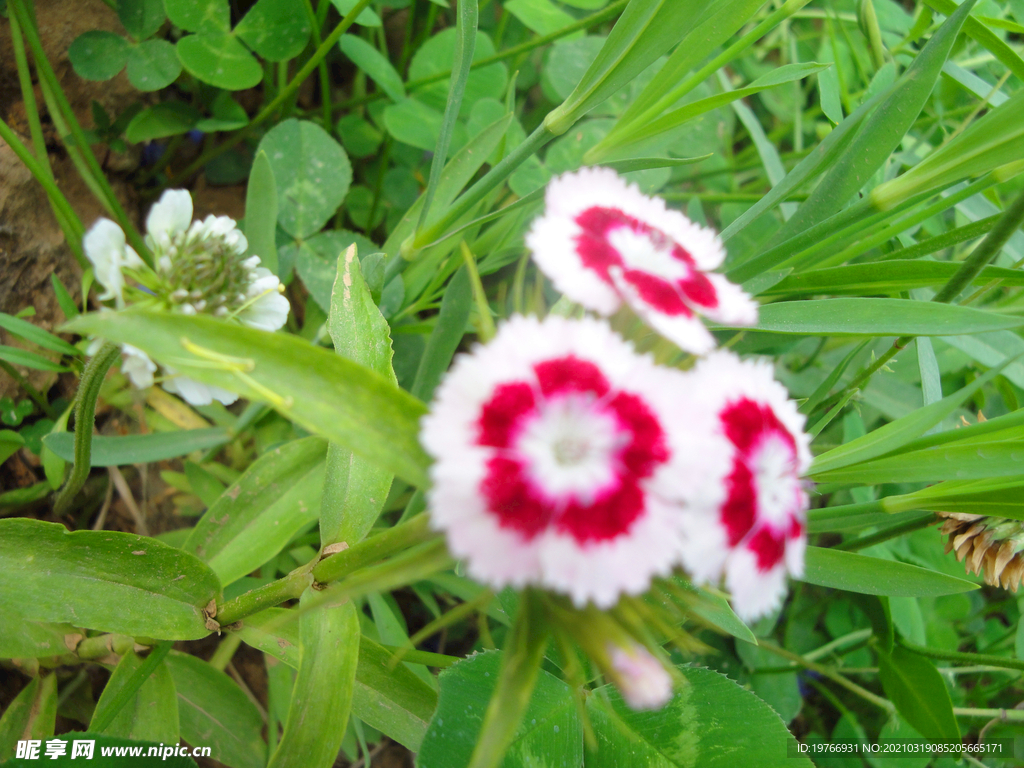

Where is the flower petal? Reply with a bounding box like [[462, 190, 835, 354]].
[[146, 189, 193, 251]]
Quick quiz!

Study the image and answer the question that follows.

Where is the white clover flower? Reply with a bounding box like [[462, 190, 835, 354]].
[[145, 188, 193, 253], [161, 366, 239, 407], [421, 315, 727, 608], [608, 643, 673, 710], [120, 344, 157, 390], [83, 218, 143, 308], [237, 261, 291, 331], [526, 168, 758, 355], [677, 351, 811, 622]]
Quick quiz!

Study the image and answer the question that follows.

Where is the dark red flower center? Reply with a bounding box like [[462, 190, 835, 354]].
[[476, 355, 669, 545], [573, 206, 718, 315], [719, 397, 802, 572]]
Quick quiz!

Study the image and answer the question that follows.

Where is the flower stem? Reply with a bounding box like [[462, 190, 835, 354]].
[[898, 639, 1024, 673], [54, 343, 121, 515]]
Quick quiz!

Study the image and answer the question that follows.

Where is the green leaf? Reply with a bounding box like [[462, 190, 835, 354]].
[[814, 440, 1024, 485], [383, 98, 452, 153], [290, 229, 377, 303], [0, 429, 24, 466], [44, 427, 231, 466], [800, 547, 979, 597], [164, 0, 229, 32], [809, 361, 1009, 475], [505, 0, 577, 37], [409, 29, 506, 118], [763, 260, 1024, 297], [0, 676, 57, 754], [762, 0, 976, 253], [0, 344, 67, 372], [410, 266, 472, 402], [267, 593, 360, 768], [126, 39, 183, 91], [602, 62, 831, 155], [91, 651, 179, 744], [183, 437, 327, 585], [746, 298, 1024, 336], [235, 0, 312, 61], [321, 246, 397, 546], [165, 652, 266, 768], [176, 32, 263, 90], [545, 0, 715, 134], [196, 90, 249, 132], [64, 311, 431, 488], [339, 35, 405, 102], [417, 650, 581, 768], [925, 0, 1024, 81], [52, 274, 79, 320], [235, 610, 438, 750], [0, 607, 76, 659], [0, 311, 79, 356], [257, 119, 353, 239], [117, 0, 165, 40], [184, 460, 226, 507], [0, 519, 221, 639], [878, 645, 959, 741], [125, 102, 202, 143], [69, 31, 129, 81], [585, 666, 812, 767], [244, 150, 279, 275], [674, 584, 756, 644]]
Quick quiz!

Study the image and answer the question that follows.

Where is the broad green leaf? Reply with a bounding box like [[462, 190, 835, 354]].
[[69, 31, 129, 81], [0, 675, 56, 754], [183, 437, 327, 585], [165, 652, 266, 768], [545, 0, 715, 133], [872, 87, 1024, 209], [408, 29, 507, 118], [745, 298, 1024, 336], [417, 650, 582, 768], [321, 246, 396, 546], [125, 102, 202, 143], [800, 547, 978, 597], [673, 585, 756, 644], [176, 32, 263, 91], [410, 266, 472, 402], [126, 39, 183, 91], [506, 0, 577, 36], [745, 0, 976, 269], [290, 229, 377, 302], [235, 0, 311, 60], [339, 35, 405, 102], [44, 427, 231, 466], [164, 0, 229, 32], [736, 640, 802, 724], [118, 0, 165, 40], [604, 63, 830, 155], [0, 312, 79, 356], [0, 429, 23, 466], [245, 150, 279, 275], [878, 645, 959, 741], [585, 666, 812, 767], [383, 98, 452, 153], [91, 651, 179, 744], [0, 608, 77, 659], [763, 260, 1024, 297], [65, 311, 431, 488], [809, 361, 1009, 475], [0, 344, 69, 372], [267, 594, 359, 768], [236, 610, 438, 750], [0, 519, 220, 639], [257, 119, 353, 239], [331, 0, 382, 26]]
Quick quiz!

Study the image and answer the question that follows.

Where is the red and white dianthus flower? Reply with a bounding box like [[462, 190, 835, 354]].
[[678, 351, 811, 621], [421, 315, 724, 608], [526, 168, 757, 355]]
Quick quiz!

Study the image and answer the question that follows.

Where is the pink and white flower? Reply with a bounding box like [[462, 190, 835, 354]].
[[677, 351, 810, 621], [608, 642, 673, 710], [526, 168, 757, 355], [421, 315, 725, 608]]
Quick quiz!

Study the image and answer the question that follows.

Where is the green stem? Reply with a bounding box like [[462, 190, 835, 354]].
[[301, 0, 333, 132], [217, 570, 313, 628], [311, 513, 433, 584], [953, 707, 1024, 720], [8, 0, 147, 265], [899, 639, 1024, 673], [756, 638, 895, 713], [167, 0, 374, 186], [54, 342, 120, 515]]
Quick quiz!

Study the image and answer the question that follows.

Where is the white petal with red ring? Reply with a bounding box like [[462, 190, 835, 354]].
[[422, 314, 708, 605], [678, 351, 810, 621], [699, 273, 759, 327], [610, 267, 717, 356]]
